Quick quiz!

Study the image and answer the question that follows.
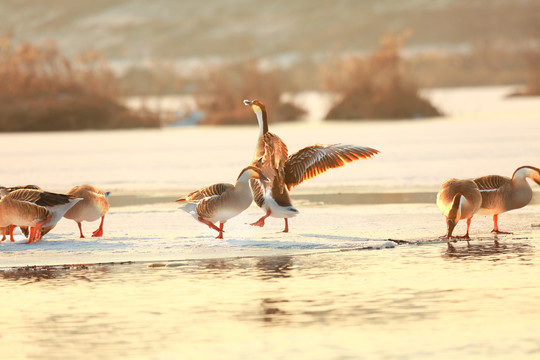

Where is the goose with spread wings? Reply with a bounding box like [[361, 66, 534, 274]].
[[244, 99, 379, 232]]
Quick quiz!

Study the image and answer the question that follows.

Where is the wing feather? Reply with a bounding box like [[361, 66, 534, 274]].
[[180, 183, 234, 203], [284, 144, 379, 190], [473, 175, 510, 190], [249, 179, 266, 208], [8, 189, 73, 207], [261, 133, 288, 170]]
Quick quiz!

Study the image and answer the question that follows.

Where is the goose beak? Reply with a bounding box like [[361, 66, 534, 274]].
[[447, 218, 456, 238], [243, 100, 253, 106]]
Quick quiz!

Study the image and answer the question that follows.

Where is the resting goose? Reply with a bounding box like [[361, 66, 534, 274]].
[[177, 165, 268, 239], [0, 190, 54, 244], [244, 99, 379, 232], [436, 179, 482, 243], [63, 185, 111, 238], [473, 165, 540, 234]]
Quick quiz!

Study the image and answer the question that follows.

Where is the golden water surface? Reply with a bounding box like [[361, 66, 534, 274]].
[[1, 235, 540, 359]]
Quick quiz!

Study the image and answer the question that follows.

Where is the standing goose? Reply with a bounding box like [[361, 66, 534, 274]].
[[243, 99, 379, 232], [1, 185, 43, 241], [6, 189, 82, 241], [436, 179, 482, 244], [63, 185, 111, 238], [1, 186, 80, 242], [0, 190, 53, 244], [473, 165, 540, 234], [177, 165, 268, 239]]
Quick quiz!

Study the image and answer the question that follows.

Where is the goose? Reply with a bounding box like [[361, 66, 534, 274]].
[[176, 165, 268, 239], [243, 99, 379, 232], [0, 189, 54, 244], [63, 185, 111, 238], [436, 178, 482, 243], [1, 185, 43, 241], [473, 165, 540, 234], [0, 186, 80, 242]]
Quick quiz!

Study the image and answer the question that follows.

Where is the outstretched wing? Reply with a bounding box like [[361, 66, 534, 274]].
[[284, 144, 379, 190], [178, 183, 234, 203]]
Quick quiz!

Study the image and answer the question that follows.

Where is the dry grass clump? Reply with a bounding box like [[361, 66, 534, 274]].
[[0, 33, 159, 131], [195, 60, 305, 125], [324, 32, 442, 120], [518, 46, 540, 96]]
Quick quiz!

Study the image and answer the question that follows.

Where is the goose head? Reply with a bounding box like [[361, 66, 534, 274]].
[[237, 165, 269, 183], [243, 99, 268, 134]]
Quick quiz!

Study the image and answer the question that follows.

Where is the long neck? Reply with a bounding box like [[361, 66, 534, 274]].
[[233, 173, 255, 200], [448, 193, 462, 219], [510, 169, 534, 208], [255, 107, 268, 135], [253, 107, 268, 159], [512, 167, 539, 187]]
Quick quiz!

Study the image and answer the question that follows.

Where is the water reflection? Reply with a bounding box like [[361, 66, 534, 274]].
[[260, 298, 290, 324], [256, 256, 293, 280], [0, 264, 119, 284], [1, 244, 539, 360], [443, 241, 534, 262]]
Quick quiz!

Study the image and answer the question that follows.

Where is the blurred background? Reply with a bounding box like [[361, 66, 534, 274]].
[[1, 0, 539, 131]]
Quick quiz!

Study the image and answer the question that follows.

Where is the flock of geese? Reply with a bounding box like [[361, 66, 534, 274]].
[[437, 165, 540, 245], [0, 185, 110, 244], [1, 99, 539, 246]]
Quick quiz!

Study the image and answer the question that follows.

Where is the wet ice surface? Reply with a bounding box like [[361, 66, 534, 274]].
[[1, 202, 539, 267]]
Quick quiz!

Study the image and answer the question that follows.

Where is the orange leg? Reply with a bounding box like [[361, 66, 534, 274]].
[[24, 216, 51, 244], [29, 227, 42, 244], [9, 225, 15, 242], [251, 210, 271, 227], [92, 216, 105, 237], [27, 227, 37, 244], [1, 227, 5, 241], [282, 218, 289, 233], [215, 222, 224, 239], [491, 214, 512, 235], [197, 217, 223, 233], [456, 218, 472, 239], [77, 222, 85, 238]]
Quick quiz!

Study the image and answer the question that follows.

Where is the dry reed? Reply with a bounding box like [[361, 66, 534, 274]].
[[195, 59, 305, 125], [324, 32, 441, 120], [0, 33, 159, 131]]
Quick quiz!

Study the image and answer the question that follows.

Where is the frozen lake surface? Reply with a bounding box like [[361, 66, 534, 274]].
[[1, 86, 540, 359]]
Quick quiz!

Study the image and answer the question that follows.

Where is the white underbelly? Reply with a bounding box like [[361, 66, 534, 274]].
[[77, 205, 103, 222], [264, 197, 299, 218]]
